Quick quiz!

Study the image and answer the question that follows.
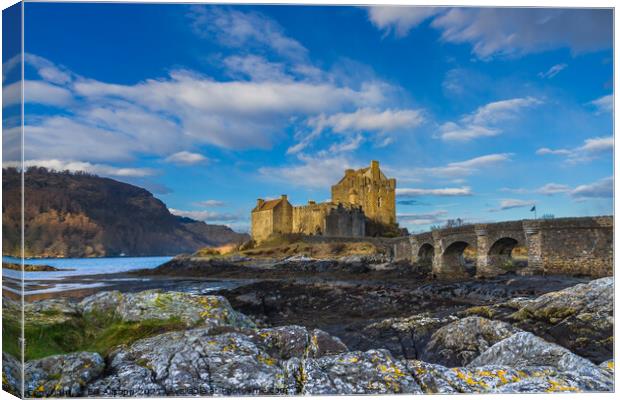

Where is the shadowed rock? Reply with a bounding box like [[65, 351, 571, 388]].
[[468, 331, 612, 385], [424, 316, 521, 366], [508, 277, 613, 363], [24, 352, 105, 397]]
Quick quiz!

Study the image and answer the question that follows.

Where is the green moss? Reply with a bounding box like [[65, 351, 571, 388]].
[[3, 313, 186, 361], [2, 318, 22, 360], [464, 306, 496, 319]]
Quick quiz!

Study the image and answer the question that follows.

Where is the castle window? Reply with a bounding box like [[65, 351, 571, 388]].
[[377, 197, 382, 208]]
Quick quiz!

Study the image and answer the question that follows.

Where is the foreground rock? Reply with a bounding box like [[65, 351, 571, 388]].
[[4, 276, 613, 396], [508, 277, 613, 363], [407, 360, 612, 393], [2, 352, 22, 397], [24, 352, 105, 397], [468, 332, 613, 385], [357, 313, 458, 359], [79, 289, 255, 329], [424, 316, 521, 367], [87, 325, 349, 396], [299, 349, 422, 394]]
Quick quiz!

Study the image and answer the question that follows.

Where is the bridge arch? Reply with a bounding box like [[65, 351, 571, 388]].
[[417, 243, 434, 265], [487, 236, 527, 272], [440, 240, 477, 277]]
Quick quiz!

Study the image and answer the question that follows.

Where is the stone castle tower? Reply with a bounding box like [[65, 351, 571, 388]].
[[251, 160, 396, 242], [331, 160, 396, 227]]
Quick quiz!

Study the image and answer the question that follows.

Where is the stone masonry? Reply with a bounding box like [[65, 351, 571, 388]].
[[401, 216, 613, 279], [251, 161, 395, 243]]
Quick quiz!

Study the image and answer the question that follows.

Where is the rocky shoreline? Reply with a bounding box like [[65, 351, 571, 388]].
[[2, 262, 74, 272], [2, 257, 614, 396]]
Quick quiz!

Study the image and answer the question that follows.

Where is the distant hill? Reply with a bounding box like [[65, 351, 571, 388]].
[[2, 168, 249, 258]]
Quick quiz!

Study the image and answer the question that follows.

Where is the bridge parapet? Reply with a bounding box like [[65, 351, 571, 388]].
[[402, 216, 612, 279]]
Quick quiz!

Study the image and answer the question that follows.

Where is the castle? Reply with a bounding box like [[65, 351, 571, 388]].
[[251, 160, 396, 242]]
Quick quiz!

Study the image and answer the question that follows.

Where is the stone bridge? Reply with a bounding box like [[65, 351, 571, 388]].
[[391, 216, 613, 278]]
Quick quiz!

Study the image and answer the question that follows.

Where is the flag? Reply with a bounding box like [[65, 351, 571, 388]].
[[530, 205, 536, 212]]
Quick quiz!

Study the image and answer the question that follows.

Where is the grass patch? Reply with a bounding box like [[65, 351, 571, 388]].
[[2, 313, 187, 361], [193, 234, 386, 260]]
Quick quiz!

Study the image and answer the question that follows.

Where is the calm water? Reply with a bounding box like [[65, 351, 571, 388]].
[[2, 256, 173, 295], [2, 255, 172, 280]]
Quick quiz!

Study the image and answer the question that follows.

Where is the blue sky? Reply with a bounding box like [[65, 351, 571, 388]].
[[2, 3, 613, 233]]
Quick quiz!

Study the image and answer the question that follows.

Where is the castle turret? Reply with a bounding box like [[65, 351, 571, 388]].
[[370, 160, 380, 180]]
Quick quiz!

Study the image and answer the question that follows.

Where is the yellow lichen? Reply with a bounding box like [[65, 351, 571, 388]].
[[257, 354, 276, 366], [546, 379, 579, 392]]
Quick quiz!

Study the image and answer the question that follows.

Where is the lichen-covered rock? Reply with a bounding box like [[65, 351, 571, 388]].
[[88, 328, 298, 396], [78, 290, 123, 315], [4, 296, 78, 324], [406, 360, 613, 393], [308, 328, 349, 358], [509, 277, 613, 363], [248, 326, 348, 360], [299, 349, 423, 394], [360, 313, 458, 359], [2, 352, 22, 397], [24, 352, 105, 397], [599, 359, 614, 374], [468, 331, 612, 386], [424, 316, 521, 366], [85, 357, 166, 397], [78, 289, 255, 330]]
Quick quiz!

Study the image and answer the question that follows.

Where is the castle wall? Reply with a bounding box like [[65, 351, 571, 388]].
[[251, 210, 274, 243], [292, 202, 365, 237], [325, 205, 365, 237], [272, 201, 293, 236], [331, 161, 396, 227], [292, 202, 328, 235]]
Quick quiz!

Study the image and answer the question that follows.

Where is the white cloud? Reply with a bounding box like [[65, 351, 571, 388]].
[[538, 63, 567, 79], [194, 200, 226, 207], [4, 159, 155, 178], [165, 151, 208, 165], [328, 135, 364, 153], [570, 176, 613, 199], [439, 122, 499, 141], [536, 183, 571, 195], [589, 94, 613, 113], [367, 6, 442, 36], [396, 187, 472, 197], [369, 8, 612, 59], [431, 8, 611, 59], [187, 6, 307, 61], [24, 53, 73, 85], [222, 55, 289, 82], [259, 154, 354, 189], [19, 53, 397, 165], [290, 107, 425, 154], [2, 81, 21, 107], [535, 148, 572, 156], [499, 187, 529, 194], [309, 107, 425, 135], [439, 97, 541, 141], [537, 136, 612, 163], [429, 153, 513, 177], [491, 199, 536, 212], [2, 54, 20, 84], [24, 80, 74, 106], [397, 210, 448, 226], [169, 208, 244, 223], [388, 153, 512, 184], [466, 97, 542, 126]]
